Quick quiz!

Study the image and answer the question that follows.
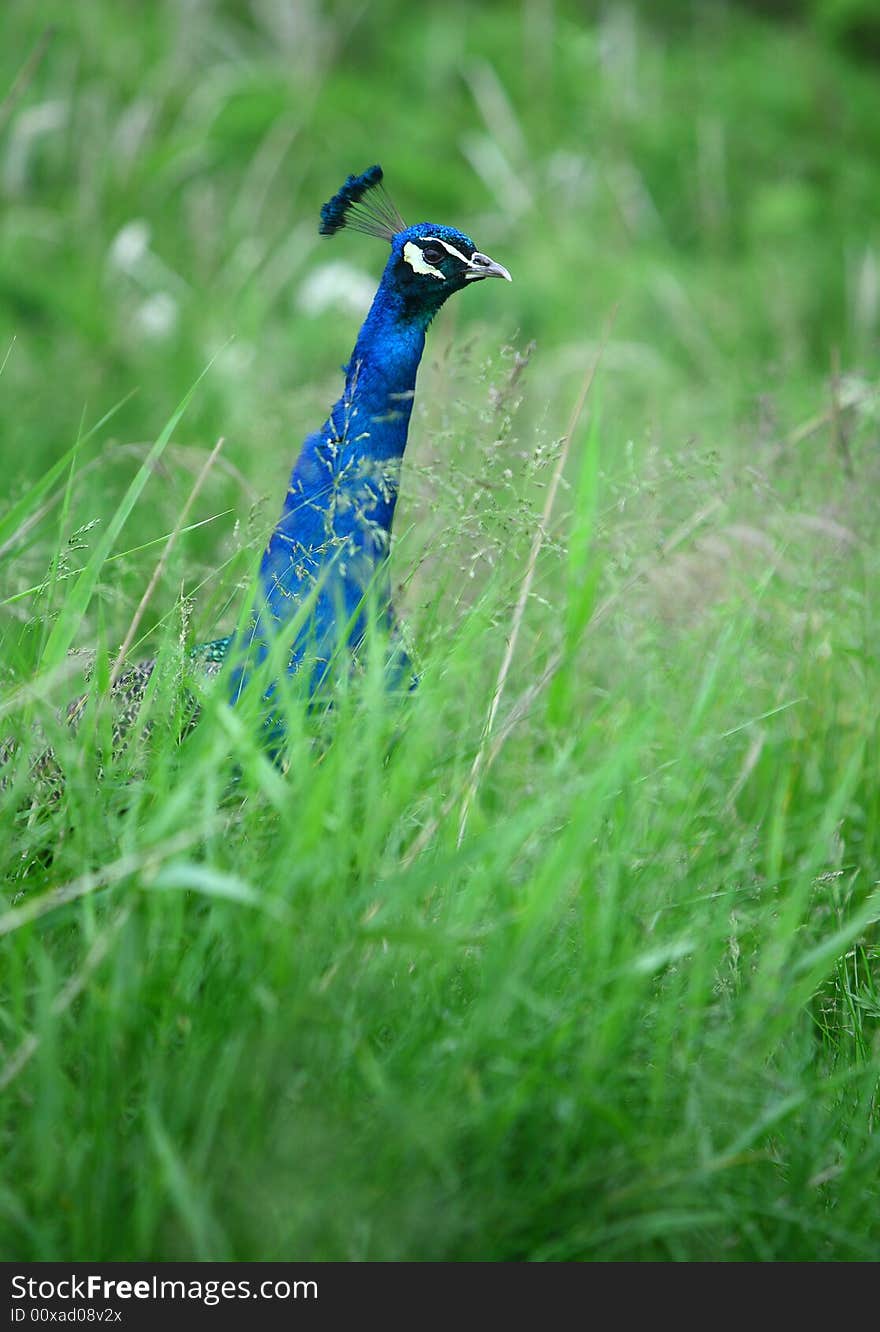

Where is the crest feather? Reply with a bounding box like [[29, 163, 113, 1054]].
[[319, 164, 406, 242]]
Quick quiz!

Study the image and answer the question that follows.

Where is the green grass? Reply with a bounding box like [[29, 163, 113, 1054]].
[[2, 0, 880, 1260]]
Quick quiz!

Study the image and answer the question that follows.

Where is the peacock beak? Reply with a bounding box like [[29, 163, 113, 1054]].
[[465, 251, 512, 282]]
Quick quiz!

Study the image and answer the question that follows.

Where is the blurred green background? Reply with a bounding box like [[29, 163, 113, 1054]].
[[2, 0, 880, 1263], [2, 0, 879, 582]]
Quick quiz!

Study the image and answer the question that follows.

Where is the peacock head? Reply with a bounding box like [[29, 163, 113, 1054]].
[[319, 165, 511, 314]]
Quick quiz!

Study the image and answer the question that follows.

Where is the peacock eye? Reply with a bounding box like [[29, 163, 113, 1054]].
[[421, 245, 444, 265]]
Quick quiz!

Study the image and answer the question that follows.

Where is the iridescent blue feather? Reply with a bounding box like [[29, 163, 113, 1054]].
[[318, 164, 405, 241], [319, 164, 384, 234]]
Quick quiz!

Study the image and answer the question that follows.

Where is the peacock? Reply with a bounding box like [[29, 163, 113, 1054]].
[[229, 163, 511, 707], [3, 166, 511, 776]]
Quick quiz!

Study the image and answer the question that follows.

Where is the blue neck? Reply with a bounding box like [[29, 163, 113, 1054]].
[[249, 274, 433, 682]]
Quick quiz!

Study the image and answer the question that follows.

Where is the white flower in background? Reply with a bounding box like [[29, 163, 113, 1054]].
[[134, 291, 178, 339], [296, 262, 375, 317], [109, 219, 151, 274], [214, 340, 256, 377]]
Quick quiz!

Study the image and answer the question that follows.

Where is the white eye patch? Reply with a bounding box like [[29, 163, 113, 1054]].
[[429, 237, 472, 265], [402, 240, 445, 280]]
